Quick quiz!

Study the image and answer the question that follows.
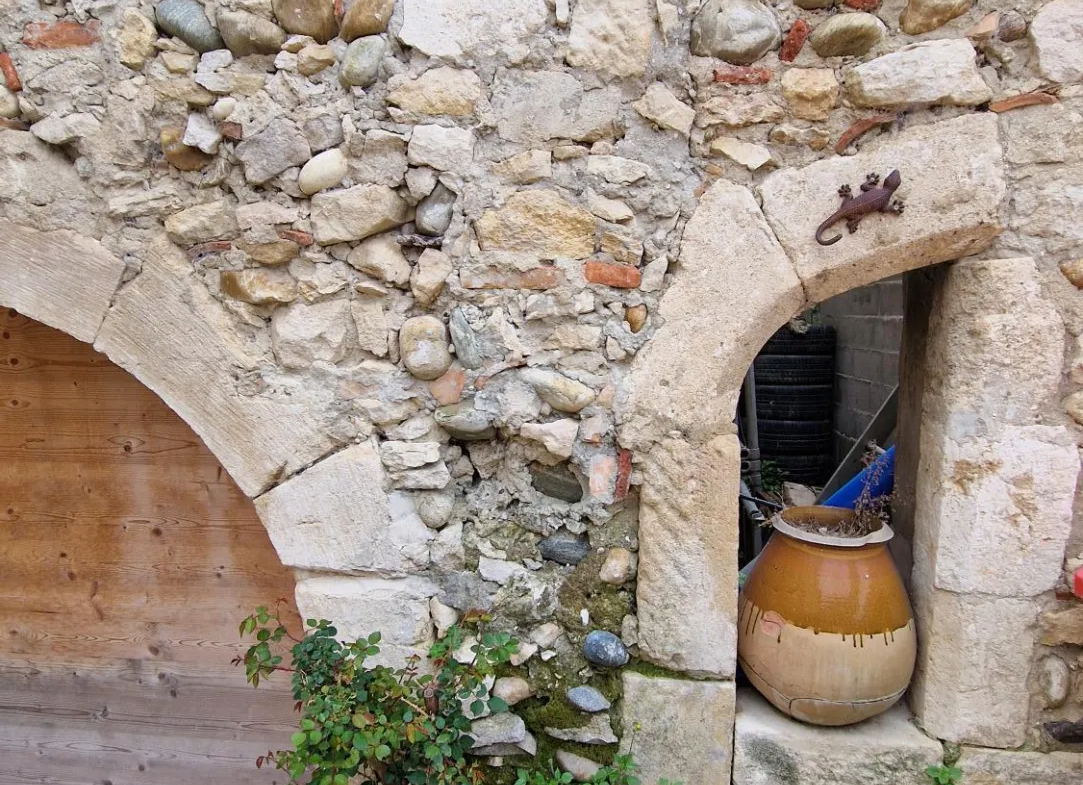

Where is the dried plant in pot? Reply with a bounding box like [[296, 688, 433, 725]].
[[737, 503, 916, 726]]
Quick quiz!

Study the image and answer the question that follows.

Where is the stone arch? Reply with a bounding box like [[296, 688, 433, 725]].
[[0, 221, 339, 499], [619, 112, 1008, 678], [0, 218, 435, 661]]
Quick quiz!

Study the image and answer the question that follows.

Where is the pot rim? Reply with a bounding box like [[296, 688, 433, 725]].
[[772, 505, 895, 548]]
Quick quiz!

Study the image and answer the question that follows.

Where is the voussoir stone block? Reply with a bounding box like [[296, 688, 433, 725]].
[[733, 689, 942, 785], [621, 673, 735, 785], [0, 221, 125, 344], [255, 442, 434, 575], [94, 235, 338, 497], [294, 575, 437, 668], [635, 434, 740, 678], [620, 181, 803, 450], [759, 113, 1005, 304]]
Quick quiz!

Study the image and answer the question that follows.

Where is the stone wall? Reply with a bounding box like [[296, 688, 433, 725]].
[[1, 0, 1082, 782], [818, 276, 903, 460]]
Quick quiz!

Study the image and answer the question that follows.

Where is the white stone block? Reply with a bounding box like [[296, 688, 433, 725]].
[[294, 575, 437, 668], [621, 672, 735, 785], [256, 442, 433, 575], [635, 435, 739, 678], [956, 748, 1083, 784], [908, 589, 1039, 748], [0, 221, 125, 344]]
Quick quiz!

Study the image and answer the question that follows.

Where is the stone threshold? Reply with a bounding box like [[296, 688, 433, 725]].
[[732, 688, 942, 785]]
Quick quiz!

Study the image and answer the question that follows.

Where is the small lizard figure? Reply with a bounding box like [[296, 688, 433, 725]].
[[815, 170, 905, 246]]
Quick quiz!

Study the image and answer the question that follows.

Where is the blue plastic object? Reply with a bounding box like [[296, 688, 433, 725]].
[[824, 445, 896, 510]]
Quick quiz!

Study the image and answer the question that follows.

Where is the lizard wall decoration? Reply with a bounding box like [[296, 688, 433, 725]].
[[815, 170, 905, 246]]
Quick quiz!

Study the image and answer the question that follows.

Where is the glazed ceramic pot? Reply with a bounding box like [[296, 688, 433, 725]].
[[737, 506, 916, 726]]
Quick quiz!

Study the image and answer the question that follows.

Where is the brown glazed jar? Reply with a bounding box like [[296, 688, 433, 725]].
[[737, 506, 916, 726]]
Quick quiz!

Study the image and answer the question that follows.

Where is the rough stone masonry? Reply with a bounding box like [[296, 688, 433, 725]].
[[1, 0, 1083, 783]]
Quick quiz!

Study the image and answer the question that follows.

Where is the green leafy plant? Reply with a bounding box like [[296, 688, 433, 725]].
[[236, 601, 519, 785], [925, 764, 963, 785], [759, 459, 785, 496]]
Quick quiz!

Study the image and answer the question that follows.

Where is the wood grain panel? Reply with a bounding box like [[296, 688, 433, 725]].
[[0, 310, 300, 784]]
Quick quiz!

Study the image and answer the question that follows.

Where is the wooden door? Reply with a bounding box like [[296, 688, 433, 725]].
[[0, 310, 300, 784]]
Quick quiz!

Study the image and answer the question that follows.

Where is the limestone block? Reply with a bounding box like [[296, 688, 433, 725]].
[[271, 299, 352, 368], [475, 190, 595, 260], [636, 435, 740, 678], [566, 0, 653, 79], [621, 673, 735, 785], [956, 748, 1083, 784], [914, 425, 1079, 597], [0, 131, 105, 236], [621, 182, 802, 448], [0, 221, 125, 344], [310, 185, 413, 245], [733, 689, 942, 785], [397, 0, 547, 60], [256, 442, 433, 574], [846, 40, 992, 109], [164, 200, 239, 245], [294, 575, 437, 667], [633, 83, 695, 136], [491, 70, 624, 144], [918, 258, 1065, 429], [387, 68, 483, 117], [95, 236, 337, 497], [759, 113, 1004, 304], [908, 588, 1038, 748], [1030, 0, 1083, 85]]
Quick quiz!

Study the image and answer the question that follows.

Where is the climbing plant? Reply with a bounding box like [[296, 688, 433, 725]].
[[237, 602, 518, 785]]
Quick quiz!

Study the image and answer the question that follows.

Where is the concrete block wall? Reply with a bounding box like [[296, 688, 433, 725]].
[[817, 277, 904, 461]]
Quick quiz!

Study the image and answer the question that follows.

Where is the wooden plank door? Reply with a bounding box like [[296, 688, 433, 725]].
[[0, 310, 300, 784]]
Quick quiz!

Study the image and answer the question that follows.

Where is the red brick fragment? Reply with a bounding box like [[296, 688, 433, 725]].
[[615, 449, 633, 501], [186, 240, 233, 259], [430, 366, 466, 406], [0, 53, 21, 92], [779, 19, 810, 63], [277, 228, 314, 246], [22, 20, 101, 49], [589, 454, 617, 499], [584, 260, 642, 289], [0, 118, 28, 131], [219, 121, 243, 140], [712, 65, 772, 85], [843, 0, 880, 10], [834, 113, 897, 154], [988, 92, 1058, 113], [459, 266, 565, 290]]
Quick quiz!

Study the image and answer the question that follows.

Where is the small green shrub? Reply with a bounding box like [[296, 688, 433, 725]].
[[237, 602, 518, 785], [925, 764, 963, 785]]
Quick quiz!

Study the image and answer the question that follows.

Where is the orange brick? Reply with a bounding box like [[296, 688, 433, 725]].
[[584, 260, 641, 289], [22, 20, 101, 49], [277, 228, 314, 246], [430, 366, 466, 406], [713, 65, 771, 85], [779, 19, 810, 63], [843, 0, 880, 9], [0, 53, 21, 92]]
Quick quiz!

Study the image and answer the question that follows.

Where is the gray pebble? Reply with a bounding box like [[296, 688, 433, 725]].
[[340, 35, 386, 88], [566, 685, 611, 713], [583, 630, 629, 668], [416, 183, 456, 236], [449, 308, 484, 370], [539, 531, 590, 565]]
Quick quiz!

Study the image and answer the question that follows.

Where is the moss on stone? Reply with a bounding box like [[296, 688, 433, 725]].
[[556, 551, 631, 635], [625, 658, 697, 681]]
